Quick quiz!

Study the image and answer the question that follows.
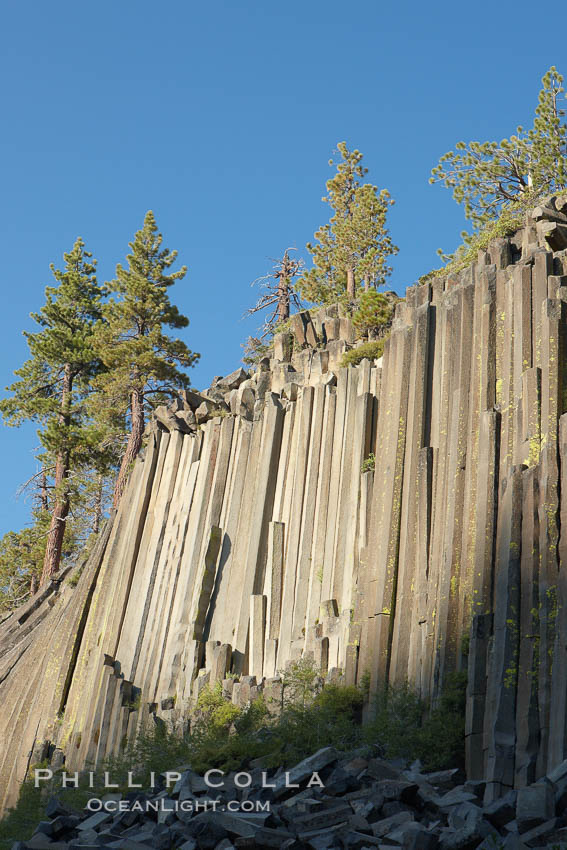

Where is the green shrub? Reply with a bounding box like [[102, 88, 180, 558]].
[[316, 684, 363, 716], [68, 566, 84, 587], [262, 682, 364, 768], [364, 683, 423, 760], [361, 452, 375, 473], [359, 669, 371, 697], [364, 673, 467, 770], [418, 672, 467, 770], [280, 657, 322, 707], [242, 337, 272, 366], [352, 290, 394, 336], [419, 202, 527, 284], [210, 407, 232, 419], [0, 778, 47, 849], [341, 339, 387, 368]]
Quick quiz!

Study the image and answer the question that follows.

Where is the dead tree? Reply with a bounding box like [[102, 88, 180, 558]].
[[245, 249, 304, 340]]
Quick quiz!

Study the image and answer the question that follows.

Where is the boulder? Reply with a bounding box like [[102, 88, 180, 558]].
[[174, 408, 197, 430], [195, 400, 230, 424], [401, 824, 440, 850], [484, 790, 517, 827], [254, 370, 272, 399], [516, 781, 555, 833], [213, 367, 249, 391], [519, 817, 561, 846], [436, 786, 479, 810], [424, 768, 462, 791], [153, 405, 194, 433], [181, 389, 214, 410], [336, 831, 382, 847], [272, 747, 339, 798], [319, 371, 337, 387], [539, 220, 567, 250], [371, 811, 414, 837], [372, 778, 419, 805], [547, 758, 567, 809], [367, 757, 403, 781], [281, 382, 300, 401], [293, 800, 351, 832], [235, 386, 255, 419]]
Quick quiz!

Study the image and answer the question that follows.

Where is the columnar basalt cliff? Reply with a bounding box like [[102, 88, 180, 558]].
[[3, 199, 567, 814]]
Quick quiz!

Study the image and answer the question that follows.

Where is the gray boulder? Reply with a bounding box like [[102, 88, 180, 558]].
[[515, 780, 555, 833]]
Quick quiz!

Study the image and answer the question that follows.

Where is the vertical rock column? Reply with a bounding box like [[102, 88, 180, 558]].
[[538, 291, 567, 773], [515, 465, 540, 787], [389, 302, 431, 684], [360, 320, 412, 691], [484, 466, 523, 802]]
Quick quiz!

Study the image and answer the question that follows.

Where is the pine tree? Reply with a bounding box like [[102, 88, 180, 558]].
[[0, 238, 107, 585], [530, 66, 567, 193], [352, 289, 394, 338], [297, 142, 398, 304], [0, 504, 91, 610], [0, 521, 48, 611], [430, 67, 567, 229], [93, 211, 199, 507]]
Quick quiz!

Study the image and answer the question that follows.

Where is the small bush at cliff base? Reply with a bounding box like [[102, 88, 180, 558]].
[[341, 339, 386, 368], [264, 684, 364, 767], [0, 779, 46, 850], [188, 662, 364, 771], [364, 672, 467, 770]]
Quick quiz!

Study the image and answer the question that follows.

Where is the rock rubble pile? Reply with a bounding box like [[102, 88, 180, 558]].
[[11, 747, 567, 849]]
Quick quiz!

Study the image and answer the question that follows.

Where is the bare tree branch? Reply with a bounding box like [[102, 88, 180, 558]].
[[244, 249, 305, 339]]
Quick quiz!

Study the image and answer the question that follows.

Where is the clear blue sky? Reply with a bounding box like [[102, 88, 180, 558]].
[[0, 0, 563, 536]]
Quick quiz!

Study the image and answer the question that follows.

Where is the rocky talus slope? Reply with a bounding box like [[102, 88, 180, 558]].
[[3, 198, 567, 817], [10, 747, 567, 849]]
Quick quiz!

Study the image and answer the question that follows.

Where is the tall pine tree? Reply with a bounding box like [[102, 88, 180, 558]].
[[297, 142, 397, 304], [0, 238, 107, 585], [93, 211, 199, 506]]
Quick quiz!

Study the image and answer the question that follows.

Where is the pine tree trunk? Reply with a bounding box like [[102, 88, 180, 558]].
[[40, 365, 72, 587], [277, 275, 290, 323], [113, 389, 145, 508], [92, 474, 103, 535], [347, 267, 356, 298], [40, 469, 49, 511]]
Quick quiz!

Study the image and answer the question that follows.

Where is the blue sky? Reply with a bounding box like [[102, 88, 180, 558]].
[[0, 0, 564, 536]]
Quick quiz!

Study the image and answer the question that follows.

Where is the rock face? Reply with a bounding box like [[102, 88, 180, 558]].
[[3, 200, 567, 814]]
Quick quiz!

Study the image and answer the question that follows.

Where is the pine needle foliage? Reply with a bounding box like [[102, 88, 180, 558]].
[[297, 142, 398, 304], [91, 211, 199, 505], [352, 289, 394, 337], [0, 238, 105, 449], [0, 238, 109, 584], [341, 339, 387, 368], [0, 518, 48, 611], [430, 66, 567, 230]]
